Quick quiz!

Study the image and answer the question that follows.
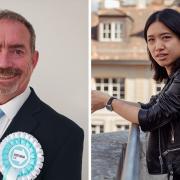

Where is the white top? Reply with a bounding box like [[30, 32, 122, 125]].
[[0, 87, 31, 139]]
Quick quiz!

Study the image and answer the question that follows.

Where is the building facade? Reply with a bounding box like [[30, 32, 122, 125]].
[[91, 0, 179, 134]]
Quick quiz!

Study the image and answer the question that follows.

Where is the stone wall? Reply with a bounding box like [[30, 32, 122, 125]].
[[92, 131, 168, 180]]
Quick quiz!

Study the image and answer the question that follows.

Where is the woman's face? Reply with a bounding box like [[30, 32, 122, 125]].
[[147, 21, 180, 75]]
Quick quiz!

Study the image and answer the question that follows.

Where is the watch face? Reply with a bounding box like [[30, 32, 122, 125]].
[[106, 104, 113, 111]]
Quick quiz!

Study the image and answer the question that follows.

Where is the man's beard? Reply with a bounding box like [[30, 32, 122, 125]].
[[0, 83, 19, 96], [0, 67, 22, 96]]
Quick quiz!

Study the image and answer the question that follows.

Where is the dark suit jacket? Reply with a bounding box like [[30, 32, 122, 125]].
[[0, 88, 84, 180]]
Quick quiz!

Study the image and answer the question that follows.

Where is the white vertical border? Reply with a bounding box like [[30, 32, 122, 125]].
[[88, 0, 91, 179]]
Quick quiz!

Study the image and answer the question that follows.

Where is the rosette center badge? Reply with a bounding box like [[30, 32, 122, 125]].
[[0, 132, 44, 180], [9, 144, 30, 169]]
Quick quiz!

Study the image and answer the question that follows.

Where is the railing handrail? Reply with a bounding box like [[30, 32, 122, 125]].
[[120, 123, 140, 180]]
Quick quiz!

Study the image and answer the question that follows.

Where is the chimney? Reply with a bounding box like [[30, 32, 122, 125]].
[[137, 0, 147, 8], [104, 0, 120, 8], [151, 0, 164, 5], [164, 0, 174, 6]]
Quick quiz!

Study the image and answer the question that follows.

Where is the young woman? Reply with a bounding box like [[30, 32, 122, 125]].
[[91, 8, 180, 180]]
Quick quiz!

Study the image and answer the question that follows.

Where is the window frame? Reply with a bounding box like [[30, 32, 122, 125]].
[[99, 21, 124, 42], [95, 77, 125, 99]]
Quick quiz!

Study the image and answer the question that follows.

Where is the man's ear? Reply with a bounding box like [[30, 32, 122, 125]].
[[32, 50, 39, 69]]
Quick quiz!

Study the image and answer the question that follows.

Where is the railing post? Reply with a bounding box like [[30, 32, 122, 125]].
[[116, 143, 127, 179], [120, 123, 140, 180]]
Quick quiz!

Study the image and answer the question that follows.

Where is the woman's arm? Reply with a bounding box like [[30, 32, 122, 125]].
[[91, 90, 140, 124]]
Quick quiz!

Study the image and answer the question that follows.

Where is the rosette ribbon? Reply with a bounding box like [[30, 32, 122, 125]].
[[0, 132, 44, 180]]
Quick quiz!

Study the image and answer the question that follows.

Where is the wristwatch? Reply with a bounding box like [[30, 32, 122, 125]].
[[105, 97, 117, 111]]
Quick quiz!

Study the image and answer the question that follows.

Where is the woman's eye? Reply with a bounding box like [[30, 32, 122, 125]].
[[147, 38, 154, 43], [162, 36, 171, 40]]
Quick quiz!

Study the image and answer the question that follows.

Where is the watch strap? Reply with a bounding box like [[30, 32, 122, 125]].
[[106, 97, 117, 111]]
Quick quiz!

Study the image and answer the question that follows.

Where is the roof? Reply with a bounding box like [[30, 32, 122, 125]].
[[97, 8, 127, 17], [91, 5, 180, 62]]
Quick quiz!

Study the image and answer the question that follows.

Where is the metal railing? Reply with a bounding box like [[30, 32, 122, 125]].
[[120, 123, 140, 180]]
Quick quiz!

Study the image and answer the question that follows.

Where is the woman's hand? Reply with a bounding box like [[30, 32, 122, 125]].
[[91, 90, 110, 113]]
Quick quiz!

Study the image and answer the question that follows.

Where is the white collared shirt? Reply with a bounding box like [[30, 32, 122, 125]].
[[0, 87, 31, 139]]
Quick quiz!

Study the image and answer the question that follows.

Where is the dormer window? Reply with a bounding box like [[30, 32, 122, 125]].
[[99, 21, 124, 42], [96, 9, 133, 42], [101, 23, 111, 40]]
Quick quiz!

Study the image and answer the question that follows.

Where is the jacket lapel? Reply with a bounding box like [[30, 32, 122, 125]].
[[0, 88, 41, 141]]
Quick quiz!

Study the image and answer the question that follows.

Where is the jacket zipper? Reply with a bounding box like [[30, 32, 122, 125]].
[[170, 123, 175, 143], [162, 147, 180, 156], [158, 129, 163, 173]]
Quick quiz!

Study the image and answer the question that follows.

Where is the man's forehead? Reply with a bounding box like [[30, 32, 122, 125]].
[[0, 20, 30, 51], [0, 19, 30, 35], [0, 20, 30, 39], [0, 42, 26, 49], [0, 18, 22, 24]]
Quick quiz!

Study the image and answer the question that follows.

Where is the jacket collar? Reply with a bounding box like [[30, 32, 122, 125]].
[[0, 87, 41, 141]]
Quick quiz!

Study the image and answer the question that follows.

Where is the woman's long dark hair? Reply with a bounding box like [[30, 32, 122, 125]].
[[144, 8, 180, 82]]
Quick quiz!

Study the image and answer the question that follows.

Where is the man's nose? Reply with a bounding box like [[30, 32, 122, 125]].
[[0, 50, 12, 68]]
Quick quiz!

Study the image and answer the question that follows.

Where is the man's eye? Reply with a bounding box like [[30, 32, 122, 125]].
[[15, 49, 24, 55]]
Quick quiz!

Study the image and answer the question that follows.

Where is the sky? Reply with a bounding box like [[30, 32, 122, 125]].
[[91, 0, 99, 11]]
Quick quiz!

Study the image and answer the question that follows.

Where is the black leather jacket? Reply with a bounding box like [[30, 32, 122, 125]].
[[138, 69, 180, 175]]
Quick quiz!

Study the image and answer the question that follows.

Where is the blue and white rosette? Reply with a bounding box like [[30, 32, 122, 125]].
[[0, 132, 44, 180]]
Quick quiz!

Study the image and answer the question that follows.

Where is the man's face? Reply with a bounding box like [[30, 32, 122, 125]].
[[0, 19, 38, 104]]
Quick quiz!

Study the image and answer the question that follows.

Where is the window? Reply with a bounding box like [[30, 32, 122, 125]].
[[99, 22, 124, 42], [114, 23, 123, 39], [103, 23, 111, 39], [95, 77, 125, 99], [116, 124, 129, 131], [92, 124, 104, 134], [156, 81, 165, 94], [121, 0, 136, 6], [121, 0, 150, 6]]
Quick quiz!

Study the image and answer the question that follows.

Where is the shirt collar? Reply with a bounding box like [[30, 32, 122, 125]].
[[0, 87, 31, 119]]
